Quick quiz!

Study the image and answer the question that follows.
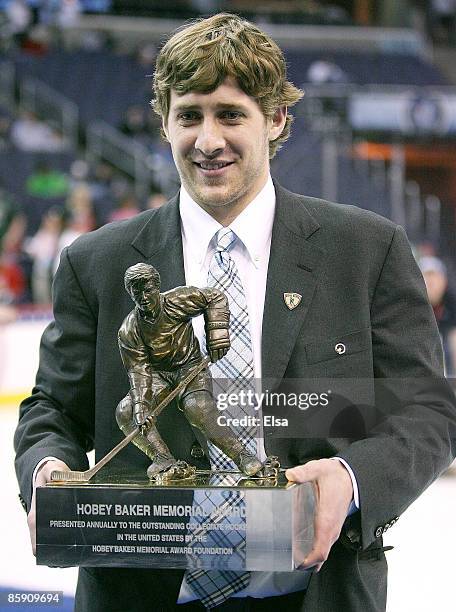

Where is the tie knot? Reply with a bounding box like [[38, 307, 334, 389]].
[[214, 228, 236, 252]]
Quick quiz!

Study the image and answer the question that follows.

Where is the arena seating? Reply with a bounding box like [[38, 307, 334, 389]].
[[9, 48, 448, 131]]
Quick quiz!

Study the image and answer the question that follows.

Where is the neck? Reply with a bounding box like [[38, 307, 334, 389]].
[[199, 200, 249, 227], [184, 173, 270, 227]]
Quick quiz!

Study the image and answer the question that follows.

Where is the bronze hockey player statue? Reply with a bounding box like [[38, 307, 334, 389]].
[[116, 263, 263, 480]]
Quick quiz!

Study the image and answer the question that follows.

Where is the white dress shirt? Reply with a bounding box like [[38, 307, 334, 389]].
[[178, 176, 312, 601]]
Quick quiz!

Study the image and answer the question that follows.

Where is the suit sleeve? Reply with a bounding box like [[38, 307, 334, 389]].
[[14, 247, 96, 511], [337, 225, 456, 550]]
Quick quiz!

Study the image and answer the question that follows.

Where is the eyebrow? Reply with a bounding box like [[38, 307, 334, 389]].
[[171, 102, 248, 113]]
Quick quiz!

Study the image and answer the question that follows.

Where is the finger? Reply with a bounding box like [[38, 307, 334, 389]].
[[300, 547, 329, 570], [304, 495, 342, 570], [300, 514, 333, 570], [27, 489, 37, 556], [285, 460, 321, 483], [297, 558, 323, 572]]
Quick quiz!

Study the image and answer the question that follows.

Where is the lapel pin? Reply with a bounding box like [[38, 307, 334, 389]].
[[283, 292, 302, 310]]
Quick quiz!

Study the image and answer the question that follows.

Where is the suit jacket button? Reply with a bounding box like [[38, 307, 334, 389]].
[[335, 343, 346, 355], [18, 493, 27, 512], [375, 526, 383, 538]]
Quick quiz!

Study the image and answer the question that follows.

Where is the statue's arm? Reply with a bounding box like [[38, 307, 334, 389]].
[[201, 288, 231, 363], [165, 286, 231, 362]]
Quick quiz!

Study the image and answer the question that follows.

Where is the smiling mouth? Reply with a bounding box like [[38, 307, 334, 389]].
[[194, 161, 234, 171]]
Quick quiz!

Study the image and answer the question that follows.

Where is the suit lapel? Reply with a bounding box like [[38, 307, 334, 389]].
[[262, 184, 325, 386], [131, 194, 186, 290]]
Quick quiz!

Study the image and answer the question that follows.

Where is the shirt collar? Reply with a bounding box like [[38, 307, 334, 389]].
[[179, 175, 276, 268]]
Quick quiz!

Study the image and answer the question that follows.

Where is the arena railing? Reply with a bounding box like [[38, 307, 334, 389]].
[[19, 78, 79, 149], [86, 121, 164, 199]]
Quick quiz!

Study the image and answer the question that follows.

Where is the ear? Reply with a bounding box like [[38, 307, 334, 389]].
[[268, 106, 287, 141]]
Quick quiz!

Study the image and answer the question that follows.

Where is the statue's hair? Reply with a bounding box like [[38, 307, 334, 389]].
[[152, 12, 304, 158], [124, 263, 160, 293]]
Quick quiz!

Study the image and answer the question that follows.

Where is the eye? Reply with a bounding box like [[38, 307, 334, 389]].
[[221, 110, 243, 121], [177, 111, 200, 124]]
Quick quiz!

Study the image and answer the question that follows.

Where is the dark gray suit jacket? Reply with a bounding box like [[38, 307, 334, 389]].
[[14, 183, 456, 611]]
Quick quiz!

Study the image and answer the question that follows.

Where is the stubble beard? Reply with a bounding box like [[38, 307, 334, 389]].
[[179, 154, 268, 215]]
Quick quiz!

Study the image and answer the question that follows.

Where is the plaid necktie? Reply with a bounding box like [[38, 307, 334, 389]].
[[207, 228, 257, 465], [185, 228, 255, 608]]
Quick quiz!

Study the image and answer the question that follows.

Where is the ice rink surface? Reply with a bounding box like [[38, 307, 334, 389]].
[[1, 403, 455, 612]]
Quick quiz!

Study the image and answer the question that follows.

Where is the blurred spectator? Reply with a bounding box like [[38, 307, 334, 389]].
[[20, 24, 50, 56], [11, 111, 68, 152], [40, 0, 82, 47], [66, 184, 96, 232], [307, 58, 349, 84], [146, 192, 167, 209], [24, 207, 62, 303], [148, 138, 180, 197], [415, 241, 437, 258], [52, 193, 94, 275], [89, 161, 115, 201], [136, 42, 157, 68], [429, 0, 456, 44], [79, 30, 110, 52], [108, 193, 140, 223], [120, 105, 155, 144], [0, 114, 12, 151], [419, 256, 456, 376], [0, 252, 25, 304], [56, 0, 82, 29], [0, 186, 25, 254], [190, 0, 223, 14], [6, 0, 32, 48], [26, 161, 69, 198], [69, 159, 90, 190], [0, 186, 28, 306]]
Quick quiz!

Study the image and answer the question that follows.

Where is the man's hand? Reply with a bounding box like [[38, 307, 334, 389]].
[[28, 459, 70, 555], [207, 328, 230, 363], [285, 459, 354, 572]]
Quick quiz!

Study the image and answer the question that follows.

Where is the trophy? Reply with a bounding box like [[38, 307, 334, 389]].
[[36, 264, 315, 571]]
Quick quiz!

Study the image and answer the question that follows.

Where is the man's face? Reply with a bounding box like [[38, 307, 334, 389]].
[[130, 279, 160, 318], [163, 77, 286, 220]]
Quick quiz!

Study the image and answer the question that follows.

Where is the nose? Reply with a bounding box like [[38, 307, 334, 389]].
[[194, 118, 225, 157]]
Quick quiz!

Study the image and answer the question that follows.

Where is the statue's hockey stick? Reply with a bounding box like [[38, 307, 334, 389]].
[[50, 356, 211, 483]]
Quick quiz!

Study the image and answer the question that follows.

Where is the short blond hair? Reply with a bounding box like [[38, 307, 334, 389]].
[[152, 13, 303, 158]]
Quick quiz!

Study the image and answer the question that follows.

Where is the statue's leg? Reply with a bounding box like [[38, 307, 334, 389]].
[[115, 394, 175, 472], [180, 371, 262, 476]]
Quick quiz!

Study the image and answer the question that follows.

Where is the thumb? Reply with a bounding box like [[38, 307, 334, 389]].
[[285, 461, 320, 483]]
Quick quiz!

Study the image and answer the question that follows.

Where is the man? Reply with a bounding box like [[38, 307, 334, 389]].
[[419, 255, 456, 376], [116, 262, 262, 478], [15, 12, 456, 612]]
